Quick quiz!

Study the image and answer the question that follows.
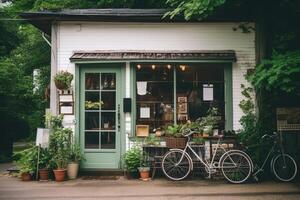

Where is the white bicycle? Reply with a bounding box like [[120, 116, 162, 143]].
[[161, 129, 254, 183]]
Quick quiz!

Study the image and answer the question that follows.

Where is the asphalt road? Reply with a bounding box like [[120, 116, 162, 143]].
[[1, 174, 300, 200]]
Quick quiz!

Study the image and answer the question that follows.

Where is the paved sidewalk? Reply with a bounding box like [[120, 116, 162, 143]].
[[1, 173, 300, 200]]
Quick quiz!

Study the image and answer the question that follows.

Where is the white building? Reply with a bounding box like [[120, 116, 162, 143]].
[[22, 9, 256, 170]]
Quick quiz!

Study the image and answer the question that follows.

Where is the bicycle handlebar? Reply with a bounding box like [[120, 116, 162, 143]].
[[261, 132, 278, 140]]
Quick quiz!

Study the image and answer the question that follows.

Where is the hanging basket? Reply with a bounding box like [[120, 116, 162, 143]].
[[164, 137, 187, 149], [54, 80, 69, 90]]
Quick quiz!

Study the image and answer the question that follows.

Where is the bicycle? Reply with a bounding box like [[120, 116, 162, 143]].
[[250, 132, 298, 182], [161, 128, 254, 183]]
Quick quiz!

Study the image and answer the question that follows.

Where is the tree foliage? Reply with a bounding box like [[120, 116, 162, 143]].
[[250, 51, 300, 95], [164, 0, 225, 20]]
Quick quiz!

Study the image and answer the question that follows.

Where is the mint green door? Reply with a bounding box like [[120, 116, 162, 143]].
[[80, 66, 122, 169]]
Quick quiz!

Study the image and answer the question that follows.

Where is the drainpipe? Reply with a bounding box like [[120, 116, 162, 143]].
[[42, 32, 51, 47]]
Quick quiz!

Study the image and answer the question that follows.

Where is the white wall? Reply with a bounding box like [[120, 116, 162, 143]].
[[55, 22, 256, 131]]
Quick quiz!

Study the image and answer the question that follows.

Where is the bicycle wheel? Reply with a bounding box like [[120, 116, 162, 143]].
[[220, 151, 252, 184], [161, 150, 192, 181], [272, 154, 297, 182]]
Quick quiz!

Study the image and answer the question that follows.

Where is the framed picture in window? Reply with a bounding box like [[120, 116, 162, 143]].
[[177, 96, 187, 113], [178, 114, 188, 121]]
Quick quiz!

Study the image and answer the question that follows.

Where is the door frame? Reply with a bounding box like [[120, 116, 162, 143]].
[[75, 63, 126, 170]]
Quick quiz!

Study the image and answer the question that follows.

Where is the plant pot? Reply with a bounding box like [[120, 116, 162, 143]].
[[54, 81, 69, 90], [67, 162, 79, 180], [53, 169, 66, 182], [39, 169, 49, 181], [165, 137, 187, 149], [21, 172, 32, 181], [126, 170, 139, 179], [138, 167, 150, 180]]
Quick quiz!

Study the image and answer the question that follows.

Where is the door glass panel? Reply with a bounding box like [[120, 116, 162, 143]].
[[101, 112, 116, 130], [101, 132, 115, 149], [85, 112, 99, 130], [85, 92, 100, 110], [101, 73, 116, 90], [85, 73, 100, 90], [101, 92, 115, 110], [84, 72, 117, 150], [85, 132, 99, 149]]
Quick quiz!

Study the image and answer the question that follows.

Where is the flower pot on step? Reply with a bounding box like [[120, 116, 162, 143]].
[[138, 167, 150, 180], [39, 169, 49, 181], [53, 169, 66, 182], [21, 172, 32, 181], [67, 162, 79, 180]]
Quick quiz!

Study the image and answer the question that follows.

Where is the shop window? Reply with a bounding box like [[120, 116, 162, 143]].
[[135, 63, 226, 135], [176, 64, 225, 129], [136, 64, 174, 133]]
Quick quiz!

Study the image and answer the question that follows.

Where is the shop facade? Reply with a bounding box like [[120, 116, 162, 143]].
[[22, 9, 256, 170]]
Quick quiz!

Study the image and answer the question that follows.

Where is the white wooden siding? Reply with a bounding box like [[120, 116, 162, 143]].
[[55, 22, 256, 130]]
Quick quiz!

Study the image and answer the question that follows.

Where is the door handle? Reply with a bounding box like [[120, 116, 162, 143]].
[[117, 104, 121, 130]]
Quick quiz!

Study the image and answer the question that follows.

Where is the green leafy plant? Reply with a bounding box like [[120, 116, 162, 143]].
[[49, 128, 72, 169], [123, 145, 142, 172], [39, 148, 51, 169], [144, 134, 160, 146], [15, 146, 38, 174], [54, 71, 73, 90], [191, 137, 205, 144], [49, 114, 64, 130], [69, 144, 85, 163], [164, 124, 183, 138], [139, 152, 150, 168], [199, 107, 220, 135], [85, 101, 104, 109]]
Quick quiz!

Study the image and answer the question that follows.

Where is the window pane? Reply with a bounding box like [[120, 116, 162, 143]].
[[101, 92, 116, 110], [101, 112, 116, 130], [136, 64, 174, 133], [85, 132, 99, 149], [85, 73, 100, 90], [101, 73, 116, 90], [85, 92, 100, 110], [85, 112, 99, 130], [101, 132, 116, 149], [176, 64, 225, 129]]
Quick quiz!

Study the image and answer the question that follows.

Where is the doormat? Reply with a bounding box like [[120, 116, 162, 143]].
[[81, 176, 120, 180]]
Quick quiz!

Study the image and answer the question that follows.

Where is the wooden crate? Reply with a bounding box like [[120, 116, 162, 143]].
[[136, 125, 149, 137]]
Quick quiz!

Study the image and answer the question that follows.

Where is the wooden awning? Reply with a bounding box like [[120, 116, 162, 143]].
[[70, 50, 236, 62]]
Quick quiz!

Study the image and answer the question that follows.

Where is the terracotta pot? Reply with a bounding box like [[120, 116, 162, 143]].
[[53, 169, 66, 182], [21, 172, 32, 181], [67, 162, 79, 180], [39, 169, 49, 181], [138, 167, 150, 180]]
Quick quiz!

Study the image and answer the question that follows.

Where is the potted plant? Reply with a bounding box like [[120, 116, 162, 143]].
[[138, 152, 150, 180], [164, 124, 187, 149], [54, 71, 73, 90], [49, 128, 72, 182], [67, 144, 85, 179], [123, 145, 142, 179], [200, 107, 220, 137], [144, 134, 160, 146], [38, 148, 51, 181], [15, 146, 38, 181]]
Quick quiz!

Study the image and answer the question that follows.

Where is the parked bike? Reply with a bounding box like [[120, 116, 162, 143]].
[[161, 128, 253, 183], [249, 132, 298, 182]]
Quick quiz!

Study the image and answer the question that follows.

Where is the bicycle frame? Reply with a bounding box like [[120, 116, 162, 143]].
[[252, 132, 286, 177], [176, 137, 230, 177]]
